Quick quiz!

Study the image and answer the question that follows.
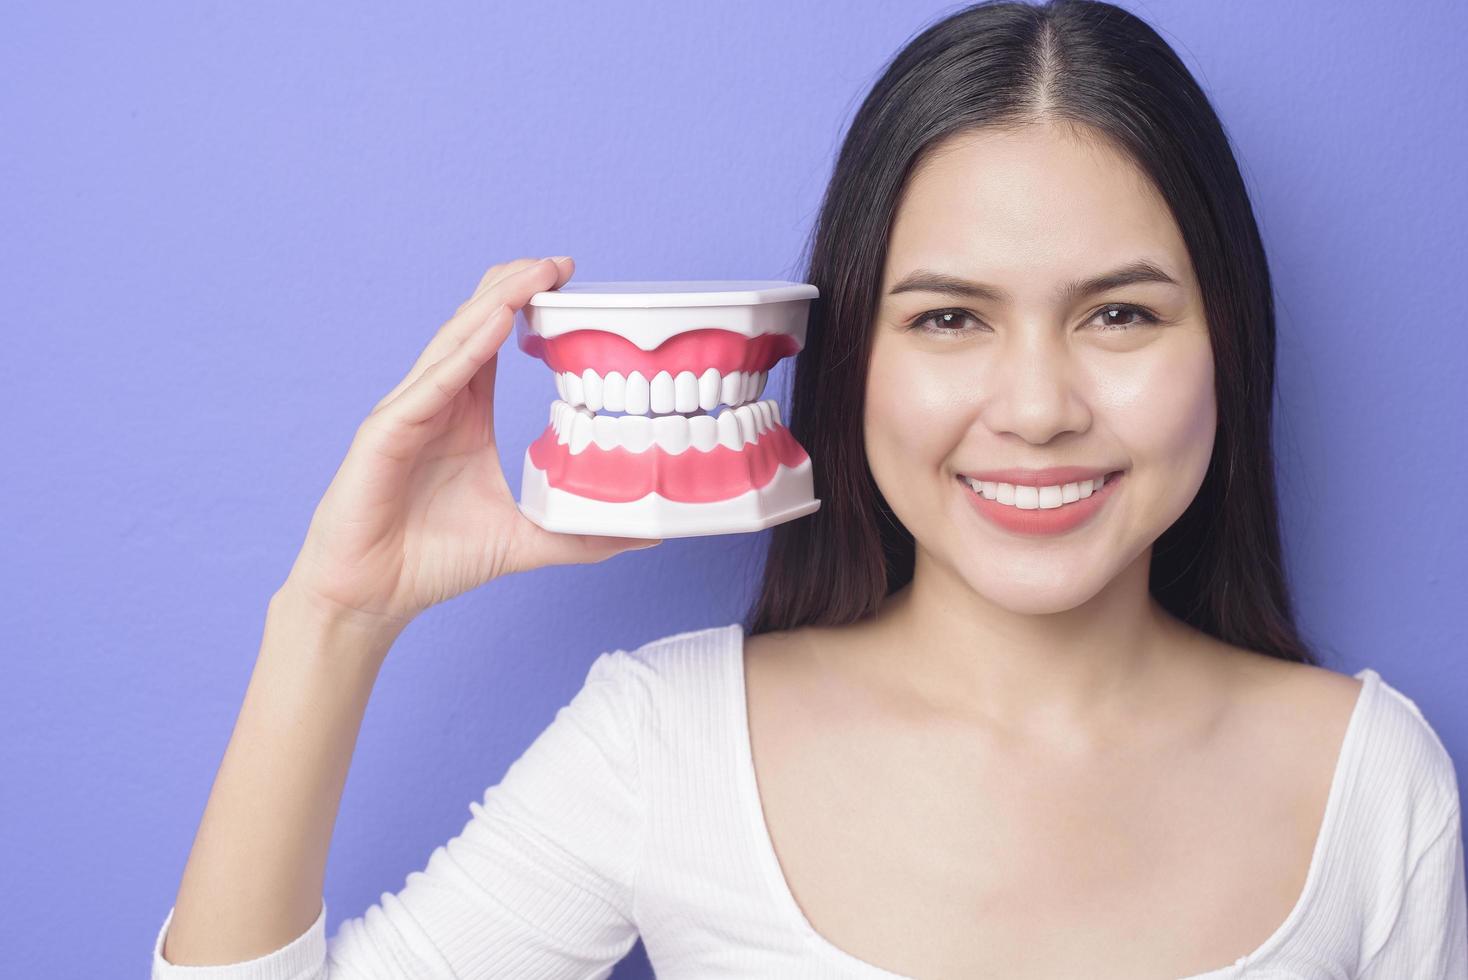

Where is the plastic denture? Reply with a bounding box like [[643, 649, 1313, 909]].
[[514, 280, 823, 538]]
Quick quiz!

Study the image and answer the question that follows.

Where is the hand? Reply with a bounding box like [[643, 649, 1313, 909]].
[[280, 257, 660, 631]]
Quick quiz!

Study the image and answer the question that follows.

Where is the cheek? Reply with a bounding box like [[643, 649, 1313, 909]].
[[1099, 335, 1217, 477], [864, 342, 973, 479]]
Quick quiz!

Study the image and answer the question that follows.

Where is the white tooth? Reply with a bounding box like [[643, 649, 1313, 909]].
[[564, 371, 584, 407], [768, 400, 782, 428], [592, 414, 618, 450], [688, 415, 718, 451], [554, 372, 568, 401], [716, 409, 742, 450], [653, 414, 690, 454], [1014, 485, 1040, 509], [581, 369, 603, 412], [555, 402, 571, 444], [1038, 485, 1064, 509], [982, 480, 997, 499], [618, 415, 653, 453], [733, 404, 758, 445], [568, 410, 594, 455], [650, 370, 675, 413], [743, 372, 759, 404], [753, 370, 768, 400], [698, 368, 721, 411], [673, 371, 699, 413], [1079, 479, 1094, 499], [721, 371, 742, 406], [1098, 472, 1109, 489], [753, 400, 771, 433], [996, 482, 1015, 505], [1061, 481, 1081, 503], [625, 371, 650, 414], [602, 371, 626, 412]]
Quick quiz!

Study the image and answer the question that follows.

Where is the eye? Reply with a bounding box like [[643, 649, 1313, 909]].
[[909, 308, 982, 336], [1090, 303, 1160, 332]]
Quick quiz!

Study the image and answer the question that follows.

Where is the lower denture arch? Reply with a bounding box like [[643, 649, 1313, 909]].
[[527, 426, 808, 503]]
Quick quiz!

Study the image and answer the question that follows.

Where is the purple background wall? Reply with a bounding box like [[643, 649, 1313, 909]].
[[3, 1, 1464, 975]]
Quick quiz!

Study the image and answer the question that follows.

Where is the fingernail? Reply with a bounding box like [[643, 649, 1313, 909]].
[[547, 255, 571, 263]]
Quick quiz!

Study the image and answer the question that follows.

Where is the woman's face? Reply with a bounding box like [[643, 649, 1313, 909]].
[[866, 120, 1216, 616]]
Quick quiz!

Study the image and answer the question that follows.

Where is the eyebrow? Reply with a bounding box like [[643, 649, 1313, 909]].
[[887, 259, 1180, 305]]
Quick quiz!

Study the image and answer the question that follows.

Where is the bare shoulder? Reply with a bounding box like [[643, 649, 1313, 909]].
[[1202, 638, 1364, 758]]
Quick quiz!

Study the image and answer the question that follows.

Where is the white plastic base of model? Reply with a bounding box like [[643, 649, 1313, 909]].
[[518, 451, 821, 539]]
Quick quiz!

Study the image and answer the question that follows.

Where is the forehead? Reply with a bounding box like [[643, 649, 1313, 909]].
[[887, 121, 1190, 289]]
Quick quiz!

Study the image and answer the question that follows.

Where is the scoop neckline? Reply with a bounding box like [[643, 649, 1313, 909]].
[[729, 630, 1379, 980]]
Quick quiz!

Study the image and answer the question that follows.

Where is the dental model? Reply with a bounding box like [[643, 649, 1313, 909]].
[[515, 280, 822, 538]]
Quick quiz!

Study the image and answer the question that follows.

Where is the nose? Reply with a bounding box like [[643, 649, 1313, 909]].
[[980, 328, 1091, 445]]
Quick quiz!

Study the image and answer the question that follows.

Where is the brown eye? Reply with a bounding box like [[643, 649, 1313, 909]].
[[911, 309, 980, 335], [1092, 304, 1160, 332]]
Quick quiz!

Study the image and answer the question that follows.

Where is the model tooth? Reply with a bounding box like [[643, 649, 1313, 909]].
[[652, 414, 690, 454], [602, 371, 626, 412], [592, 414, 618, 451], [721, 371, 742, 407], [753, 370, 768, 400], [618, 415, 653, 454], [581, 369, 604, 412], [688, 414, 718, 451], [698, 368, 721, 411], [755, 400, 773, 432], [768, 400, 782, 428], [748, 400, 765, 433], [568, 410, 594, 455], [650, 370, 675, 414], [744, 372, 760, 404], [673, 371, 699, 413], [554, 402, 571, 445], [564, 371, 585, 407], [554, 372, 568, 401], [716, 409, 742, 450], [624, 371, 650, 415], [733, 404, 758, 445]]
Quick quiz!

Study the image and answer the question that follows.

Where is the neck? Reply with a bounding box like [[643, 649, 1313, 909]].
[[868, 544, 1196, 739]]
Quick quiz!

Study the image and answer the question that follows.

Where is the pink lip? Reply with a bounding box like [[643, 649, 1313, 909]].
[[960, 466, 1122, 486], [958, 470, 1123, 536]]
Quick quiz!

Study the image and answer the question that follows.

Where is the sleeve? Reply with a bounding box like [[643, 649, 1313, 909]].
[[1356, 802, 1468, 979], [152, 648, 650, 980]]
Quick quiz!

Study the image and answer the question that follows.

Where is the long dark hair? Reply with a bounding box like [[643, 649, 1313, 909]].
[[746, 0, 1319, 666]]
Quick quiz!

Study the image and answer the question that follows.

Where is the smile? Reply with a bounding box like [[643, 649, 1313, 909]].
[[957, 470, 1125, 535]]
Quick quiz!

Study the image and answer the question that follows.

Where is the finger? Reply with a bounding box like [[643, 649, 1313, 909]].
[[457, 257, 542, 315], [360, 303, 513, 458], [516, 526, 663, 571], [377, 257, 573, 412]]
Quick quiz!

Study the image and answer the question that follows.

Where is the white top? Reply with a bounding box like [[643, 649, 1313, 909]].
[[153, 623, 1468, 979]]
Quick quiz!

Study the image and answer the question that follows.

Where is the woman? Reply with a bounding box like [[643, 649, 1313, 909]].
[[154, 1, 1465, 977]]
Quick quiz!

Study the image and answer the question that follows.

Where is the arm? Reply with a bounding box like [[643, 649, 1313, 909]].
[[159, 585, 401, 967], [1357, 803, 1468, 979], [154, 636, 650, 979]]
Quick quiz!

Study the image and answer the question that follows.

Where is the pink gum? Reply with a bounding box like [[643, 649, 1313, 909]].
[[518, 328, 800, 377], [527, 423, 809, 502]]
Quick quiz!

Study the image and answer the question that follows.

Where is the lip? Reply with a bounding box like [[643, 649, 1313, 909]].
[[958, 466, 1123, 486], [958, 469, 1124, 536]]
